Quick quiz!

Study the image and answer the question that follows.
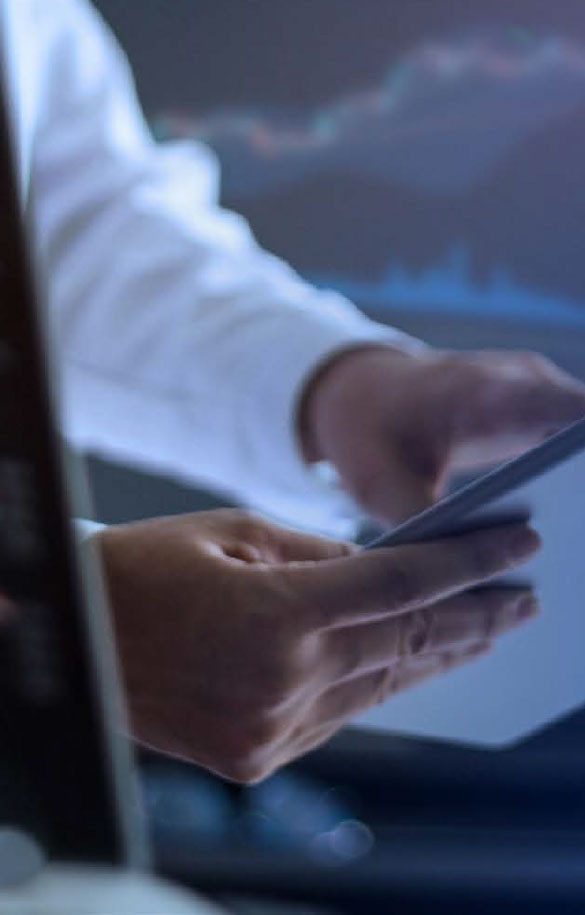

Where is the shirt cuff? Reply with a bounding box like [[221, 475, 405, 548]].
[[74, 519, 106, 542]]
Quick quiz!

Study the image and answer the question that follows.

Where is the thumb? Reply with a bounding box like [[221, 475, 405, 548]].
[[261, 522, 357, 564]]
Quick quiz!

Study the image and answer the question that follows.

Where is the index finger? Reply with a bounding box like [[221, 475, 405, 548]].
[[468, 352, 585, 439], [281, 523, 540, 630]]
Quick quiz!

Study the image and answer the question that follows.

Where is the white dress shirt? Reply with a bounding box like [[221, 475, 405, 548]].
[[1, 0, 421, 534]]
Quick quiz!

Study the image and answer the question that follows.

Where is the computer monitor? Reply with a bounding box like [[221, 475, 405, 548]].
[[0, 48, 145, 872], [96, 0, 585, 346]]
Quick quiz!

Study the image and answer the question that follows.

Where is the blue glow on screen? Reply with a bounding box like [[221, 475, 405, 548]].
[[153, 24, 585, 328], [308, 245, 585, 326]]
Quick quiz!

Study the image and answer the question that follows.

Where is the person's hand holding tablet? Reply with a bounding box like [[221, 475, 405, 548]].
[[96, 511, 539, 782], [91, 346, 585, 779]]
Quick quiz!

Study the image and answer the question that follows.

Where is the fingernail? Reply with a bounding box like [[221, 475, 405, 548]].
[[506, 525, 541, 561], [514, 594, 540, 621]]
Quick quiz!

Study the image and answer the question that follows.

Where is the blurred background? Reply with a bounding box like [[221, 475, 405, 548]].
[[86, 2, 585, 911], [89, 0, 585, 519]]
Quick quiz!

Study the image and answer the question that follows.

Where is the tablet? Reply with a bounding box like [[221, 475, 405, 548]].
[[356, 415, 585, 748]]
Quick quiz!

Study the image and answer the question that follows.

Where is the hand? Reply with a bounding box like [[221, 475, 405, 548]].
[[300, 346, 585, 524], [96, 509, 540, 783]]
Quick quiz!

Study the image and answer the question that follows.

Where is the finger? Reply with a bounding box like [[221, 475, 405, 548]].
[[503, 378, 585, 436], [331, 416, 446, 523], [467, 351, 585, 403], [282, 523, 540, 630], [325, 587, 538, 682], [307, 642, 492, 730], [276, 643, 493, 761], [305, 642, 493, 729], [219, 513, 356, 564], [457, 352, 585, 443], [269, 528, 357, 564]]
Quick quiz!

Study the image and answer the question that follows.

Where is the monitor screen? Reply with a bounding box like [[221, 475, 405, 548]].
[[96, 0, 585, 336]]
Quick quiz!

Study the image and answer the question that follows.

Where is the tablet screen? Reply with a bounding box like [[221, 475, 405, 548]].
[[357, 435, 585, 746]]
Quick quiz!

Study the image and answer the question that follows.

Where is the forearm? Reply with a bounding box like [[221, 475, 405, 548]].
[[30, 0, 424, 534]]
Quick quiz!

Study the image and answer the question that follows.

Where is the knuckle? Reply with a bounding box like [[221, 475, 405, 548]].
[[470, 590, 499, 640], [219, 508, 275, 547], [387, 559, 419, 609], [373, 666, 399, 705], [465, 535, 503, 580], [339, 633, 364, 681], [399, 608, 433, 658], [483, 606, 497, 641]]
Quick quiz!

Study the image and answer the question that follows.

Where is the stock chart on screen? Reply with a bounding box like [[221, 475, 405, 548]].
[[98, 1, 585, 333]]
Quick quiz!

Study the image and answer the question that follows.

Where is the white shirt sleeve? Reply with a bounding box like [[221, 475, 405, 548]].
[[74, 519, 106, 542], [30, 0, 424, 535]]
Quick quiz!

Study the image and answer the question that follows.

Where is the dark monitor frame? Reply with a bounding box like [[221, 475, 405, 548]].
[[0, 47, 145, 867]]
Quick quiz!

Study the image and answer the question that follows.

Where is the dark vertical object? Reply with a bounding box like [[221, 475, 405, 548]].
[[0, 52, 143, 865]]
